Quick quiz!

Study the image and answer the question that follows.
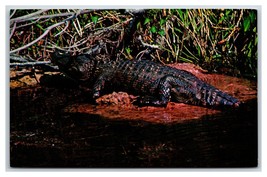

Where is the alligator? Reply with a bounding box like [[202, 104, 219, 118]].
[[51, 50, 240, 108]]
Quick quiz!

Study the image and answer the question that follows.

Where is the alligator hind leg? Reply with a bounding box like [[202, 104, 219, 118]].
[[136, 76, 173, 107]]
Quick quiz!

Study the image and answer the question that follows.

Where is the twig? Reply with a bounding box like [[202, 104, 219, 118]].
[[236, 9, 244, 27], [162, 35, 175, 57], [85, 44, 103, 55], [67, 9, 82, 37], [72, 18, 82, 37], [54, 20, 70, 37], [76, 16, 83, 37], [10, 9, 95, 24], [10, 54, 36, 62], [136, 49, 147, 60], [177, 29, 185, 61], [10, 60, 59, 71], [10, 14, 76, 54], [217, 10, 243, 45], [211, 26, 231, 30], [156, 50, 165, 64], [125, 9, 146, 15], [10, 9, 49, 25], [10, 20, 65, 54], [10, 61, 51, 66], [138, 35, 159, 49], [9, 9, 17, 19], [64, 37, 89, 49], [174, 16, 205, 56], [14, 17, 43, 30], [9, 22, 16, 40]]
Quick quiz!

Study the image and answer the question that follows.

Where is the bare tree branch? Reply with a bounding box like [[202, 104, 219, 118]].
[[54, 20, 70, 37], [10, 54, 58, 70], [9, 13, 77, 54], [9, 22, 16, 40], [9, 9, 17, 19], [10, 21, 65, 54], [10, 54, 36, 62], [10, 9, 95, 24], [10, 9, 49, 25], [10, 61, 51, 66]]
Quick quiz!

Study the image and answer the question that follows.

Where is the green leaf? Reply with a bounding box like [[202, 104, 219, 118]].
[[243, 17, 251, 32], [253, 27, 257, 33], [225, 10, 231, 16], [137, 21, 141, 30], [36, 23, 45, 31], [218, 16, 225, 24], [174, 27, 183, 34], [222, 31, 229, 39], [158, 29, 165, 36], [125, 47, 131, 55], [197, 45, 201, 57], [144, 18, 150, 25], [150, 26, 157, 33], [249, 11, 256, 23], [160, 18, 166, 26], [248, 48, 252, 58], [213, 54, 222, 59], [177, 9, 184, 21], [91, 16, 99, 24]]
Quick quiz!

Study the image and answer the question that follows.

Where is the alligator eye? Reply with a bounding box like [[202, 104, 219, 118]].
[[54, 49, 67, 56], [58, 51, 65, 55]]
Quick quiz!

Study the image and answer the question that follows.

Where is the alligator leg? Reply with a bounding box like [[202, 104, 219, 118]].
[[92, 72, 113, 99], [136, 95, 169, 107], [136, 76, 173, 107]]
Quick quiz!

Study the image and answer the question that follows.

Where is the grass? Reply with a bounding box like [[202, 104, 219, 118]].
[[9, 9, 258, 79]]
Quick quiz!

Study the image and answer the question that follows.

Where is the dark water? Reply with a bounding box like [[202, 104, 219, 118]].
[[10, 87, 258, 168]]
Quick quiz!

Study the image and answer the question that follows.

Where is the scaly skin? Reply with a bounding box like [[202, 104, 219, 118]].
[[51, 51, 240, 107]]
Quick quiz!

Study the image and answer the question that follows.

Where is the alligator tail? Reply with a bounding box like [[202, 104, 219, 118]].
[[171, 82, 240, 108], [196, 85, 240, 107]]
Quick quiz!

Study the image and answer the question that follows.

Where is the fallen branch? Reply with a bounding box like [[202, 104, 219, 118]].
[[10, 54, 36, 62], [10, 54, 58, 70], [10, 61, 59, 71], [10, 61, 51, 66]]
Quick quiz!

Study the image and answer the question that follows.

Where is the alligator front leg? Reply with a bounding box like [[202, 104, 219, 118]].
[[136, 96, 169, 107], [92, 72, 113, 99]]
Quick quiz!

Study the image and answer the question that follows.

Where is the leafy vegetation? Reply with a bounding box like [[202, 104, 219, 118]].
[[9, 9, 257, 79]]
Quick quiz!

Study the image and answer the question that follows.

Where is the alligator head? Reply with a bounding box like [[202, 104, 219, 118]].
[[51, 50, 93, 81]]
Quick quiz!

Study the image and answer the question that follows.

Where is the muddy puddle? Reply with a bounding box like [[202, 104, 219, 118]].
[[9, 64, 258, 168]]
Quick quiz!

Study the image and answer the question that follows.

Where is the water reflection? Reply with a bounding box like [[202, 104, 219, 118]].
[[10, 97, 257, 167]]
